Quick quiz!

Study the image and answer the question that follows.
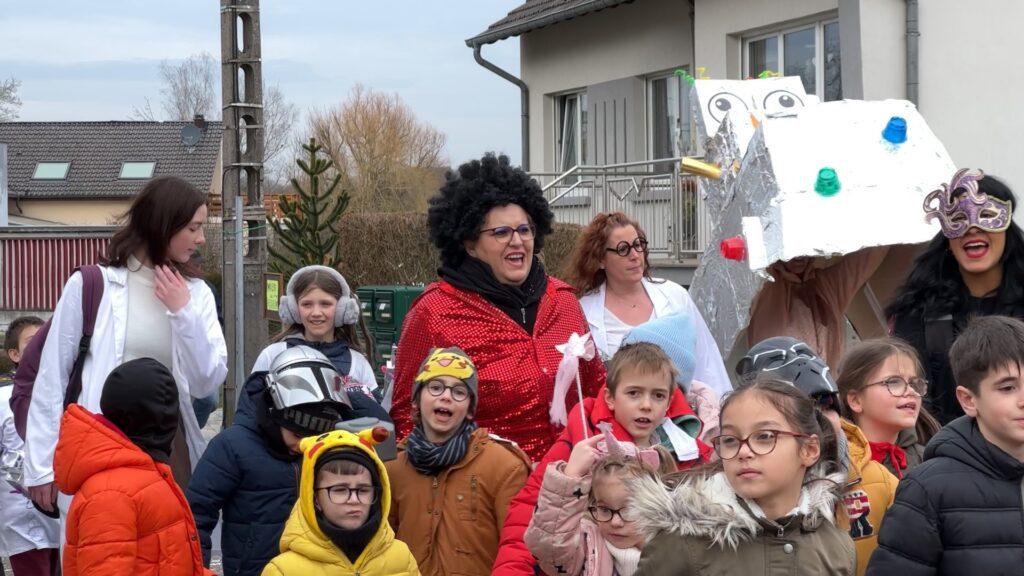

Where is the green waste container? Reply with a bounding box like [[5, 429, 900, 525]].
[[356, 285, 425, 386]]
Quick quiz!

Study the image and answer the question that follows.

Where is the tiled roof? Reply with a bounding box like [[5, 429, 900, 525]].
[[466, 0, 634, 46], [0, 121, 223, 199]]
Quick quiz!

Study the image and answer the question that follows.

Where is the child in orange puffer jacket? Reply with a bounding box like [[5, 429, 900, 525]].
[[54, 358, 212, 576]]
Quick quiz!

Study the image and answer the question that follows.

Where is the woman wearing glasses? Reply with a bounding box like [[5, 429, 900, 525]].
[[837, 339, 941, 479], [390, 153, 605, 463], [568, 212, 732, 397]]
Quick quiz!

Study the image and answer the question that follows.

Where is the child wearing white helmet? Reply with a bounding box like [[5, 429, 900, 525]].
[[187, 345, 357, 576]]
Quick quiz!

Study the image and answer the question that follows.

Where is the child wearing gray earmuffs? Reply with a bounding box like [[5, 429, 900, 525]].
[[252, 265, 377, 396], [185, 265, 391, 576]]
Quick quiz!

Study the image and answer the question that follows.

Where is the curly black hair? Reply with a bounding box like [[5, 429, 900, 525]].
[[427, 153, 554, 269], [886, 174, 1024, 320]]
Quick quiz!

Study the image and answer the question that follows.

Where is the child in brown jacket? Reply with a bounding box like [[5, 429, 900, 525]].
[[386, 347, 532, 576]]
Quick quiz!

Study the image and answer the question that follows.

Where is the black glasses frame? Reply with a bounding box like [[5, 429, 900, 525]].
[[605, 237, 649, 257], [317, 484, 379, 505], [424, 380, 471, 402], [479, 224, 535, 244], [587, 504, 638, 523]]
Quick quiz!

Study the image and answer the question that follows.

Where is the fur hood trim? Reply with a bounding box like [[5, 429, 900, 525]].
[[628, 465, 845, 550]]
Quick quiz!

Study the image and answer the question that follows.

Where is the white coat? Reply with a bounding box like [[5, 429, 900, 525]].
[[0, 384, 59, 556], [23, 265, 228, 487], [579, 277, 733, 398]]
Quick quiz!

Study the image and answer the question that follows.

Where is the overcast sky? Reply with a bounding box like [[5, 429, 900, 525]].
[[0, 0, 524, 166]]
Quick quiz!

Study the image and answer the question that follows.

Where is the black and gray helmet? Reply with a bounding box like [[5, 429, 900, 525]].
[[735, 336, 839, 400], [267, 345, 351, 435]]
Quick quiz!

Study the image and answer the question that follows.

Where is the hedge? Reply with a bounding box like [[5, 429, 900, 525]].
[[273, 212, 582, 288]]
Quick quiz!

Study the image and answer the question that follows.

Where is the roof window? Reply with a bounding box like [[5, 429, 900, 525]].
[[119, 161, 156, 179], [32, 162, 71, 180]]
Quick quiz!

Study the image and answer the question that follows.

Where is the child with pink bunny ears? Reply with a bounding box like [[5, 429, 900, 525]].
[[524, 424, 676, 576]]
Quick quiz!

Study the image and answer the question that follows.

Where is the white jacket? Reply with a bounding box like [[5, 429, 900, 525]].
[[23, 265, 228, 486], [579, 277, 733, 398], [0, 384, 59, 556]]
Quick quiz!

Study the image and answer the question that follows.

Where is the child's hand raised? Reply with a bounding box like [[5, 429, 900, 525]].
[[564, 433, 605, 478]]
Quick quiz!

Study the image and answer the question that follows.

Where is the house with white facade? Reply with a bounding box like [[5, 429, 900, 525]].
[[467, 0, 1023, 284]]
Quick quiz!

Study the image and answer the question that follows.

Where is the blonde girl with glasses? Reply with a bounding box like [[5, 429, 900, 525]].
[[524, 432, 675, 576], [837, 339, 942, 478], [627, 379, 855, 576]]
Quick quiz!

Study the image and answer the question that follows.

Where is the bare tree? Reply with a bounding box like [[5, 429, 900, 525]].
[[129, 97, 159, 121], [262, 84, 300, 185], [160, 52, 219, 121], [307, 85, 447, 212], [0, 77, 23, 122]]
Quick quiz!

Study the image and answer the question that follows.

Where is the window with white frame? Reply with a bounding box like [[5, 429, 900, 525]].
[[32, 162, 71, 180], [555, 91, 587, 173], [744, 19, 842, 101], [648, 69, 691, 165]]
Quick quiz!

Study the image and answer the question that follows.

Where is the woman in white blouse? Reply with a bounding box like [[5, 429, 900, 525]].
[[568, 212, 732, 397], [24, 176, 227, 515]]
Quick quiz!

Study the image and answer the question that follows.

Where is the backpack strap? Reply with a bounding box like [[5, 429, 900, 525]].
[[63, 265, 104, 409]]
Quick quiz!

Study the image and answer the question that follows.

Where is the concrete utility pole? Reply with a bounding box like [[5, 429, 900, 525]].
[[220, 0, 267, 426]]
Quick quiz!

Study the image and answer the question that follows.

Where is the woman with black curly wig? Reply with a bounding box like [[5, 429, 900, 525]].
[[389, 153, 606, 461], [887, 169, 1024, 424]]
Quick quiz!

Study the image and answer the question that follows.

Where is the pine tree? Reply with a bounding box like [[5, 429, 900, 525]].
[[268, 138, 348, 276]]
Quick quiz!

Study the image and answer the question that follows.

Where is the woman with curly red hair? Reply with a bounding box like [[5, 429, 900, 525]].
[[568, 212, 731, 397]]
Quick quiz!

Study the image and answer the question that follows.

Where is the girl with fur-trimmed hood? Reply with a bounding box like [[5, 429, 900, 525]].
[[629, 379, 855, 576]]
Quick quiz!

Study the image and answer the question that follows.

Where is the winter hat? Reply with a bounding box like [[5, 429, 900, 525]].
[[413, 347, 479, 407], [100, 358, 180, 463], [622, 313, 697, 393]]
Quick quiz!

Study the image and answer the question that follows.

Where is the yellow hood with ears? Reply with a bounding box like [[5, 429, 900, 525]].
[[298, 428, 393, 554]]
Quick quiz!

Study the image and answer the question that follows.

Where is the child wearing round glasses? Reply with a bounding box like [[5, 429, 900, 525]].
[[627, 378, 855, 576], [262, 428, 417, 575], [838, 338, 941, 478], [385, 347, 531, 576], [524, 432, 675, 576], [738, 336, 897, 576]]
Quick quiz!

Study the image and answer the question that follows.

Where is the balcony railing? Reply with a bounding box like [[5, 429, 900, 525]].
[[529, 157, 712, 262]]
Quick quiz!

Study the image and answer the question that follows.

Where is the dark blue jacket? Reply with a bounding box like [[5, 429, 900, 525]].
[[867, 416, 1024, 576], [186, 373, 299, 576], [186, 356, 392, 576]]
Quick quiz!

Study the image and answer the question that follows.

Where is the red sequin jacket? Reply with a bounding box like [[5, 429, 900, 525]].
[[390, 278, 606, 462]]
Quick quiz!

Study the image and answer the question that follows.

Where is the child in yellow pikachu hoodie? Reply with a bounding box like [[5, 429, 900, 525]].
[[261, 428, 419, 576]]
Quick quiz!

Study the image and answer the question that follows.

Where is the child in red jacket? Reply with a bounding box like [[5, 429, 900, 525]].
[[54, 358, 212, 576], [492, 342, 712, 575]]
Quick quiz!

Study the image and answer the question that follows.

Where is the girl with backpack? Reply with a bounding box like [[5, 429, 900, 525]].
[[22, 175, 227, 515]]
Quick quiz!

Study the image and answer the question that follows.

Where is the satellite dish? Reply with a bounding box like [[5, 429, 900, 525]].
[[181, 124, 203, 147]]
